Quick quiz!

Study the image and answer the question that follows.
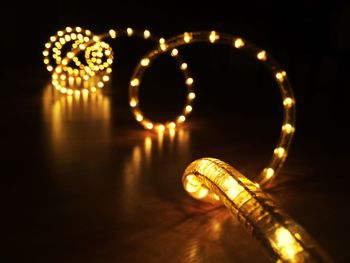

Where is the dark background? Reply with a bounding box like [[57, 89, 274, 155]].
[[1, 1, 349, 262]]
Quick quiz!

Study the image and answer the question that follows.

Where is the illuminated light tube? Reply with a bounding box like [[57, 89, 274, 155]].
[[43, 27, 193, 102], [130, 31, 295, 185], [183, 158, 334, 263]]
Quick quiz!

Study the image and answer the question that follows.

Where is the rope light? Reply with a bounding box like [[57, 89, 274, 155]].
[[183, 158, 333, 263], [130, 31, 296, 186], [42, 28, 334, 263], [43, 27, 193, 99]]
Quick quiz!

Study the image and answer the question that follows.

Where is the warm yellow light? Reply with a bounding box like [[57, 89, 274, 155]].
[[178, 115, 186, 123], [274, 227, 303, 260], [102, 75, 109, 81], [67, 89, 73, 95], [146, 122, 154, 130], [186, 77, 194, 86], [136, 114, 143, 122], [169, 122, 176, 129], [184, 32, 192, 43], [209, 31, 219, 43], [282, 123, 295, 134], [60, 87, 67, 93], [75, 27, 82, 32], [127, 27, 133, 36], [57, 31, 64, 37], [276, 72, 284, 81], [91, 87, 97, 93], [157, 125, 165, 132], [234, 38, 245, 48], [42, 50, 49, 56], [185, 105, 192, 113], [257, 50, 267, 60], [82, 89, 89, 95], [188, 92, 196, 100], [46, 65, 53, 71], [130, 99, 138, 107], [196, 187, 209, 199], [274, 147, 285, 158], [171, 48, 178, 57], [143, 29, 151, 39], [264, 168, 275, 179], [180, 62, 188, 70], [140, 58, 150, 66], [130, 78, 140, 87], [97, 82, 104, 88], [109, 29, 117, 38], [283, 97, 293, 107], [159, 38, 165, 44]]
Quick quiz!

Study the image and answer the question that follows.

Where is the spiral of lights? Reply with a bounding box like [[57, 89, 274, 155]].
[[43, 27, 194, 100], [130, 31, 296, 186]]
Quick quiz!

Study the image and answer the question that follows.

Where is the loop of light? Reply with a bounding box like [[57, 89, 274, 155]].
[[130, 31, 296, 187], [183, 158, 333, 263]]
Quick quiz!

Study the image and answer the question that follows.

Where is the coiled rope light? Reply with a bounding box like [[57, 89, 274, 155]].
[[42, 26, 194, 103], [43, 28, 333, 263], [130, 31, 296, 187]]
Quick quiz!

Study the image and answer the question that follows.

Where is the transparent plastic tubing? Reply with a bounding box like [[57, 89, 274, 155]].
[[183, 158, 334, 263]]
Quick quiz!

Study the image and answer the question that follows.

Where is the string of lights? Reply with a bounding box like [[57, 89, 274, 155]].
[[130, 31, 296, 186], [43, 27, 193, 100], [183, 158, 333, 263], [42, 28, 333, 263]]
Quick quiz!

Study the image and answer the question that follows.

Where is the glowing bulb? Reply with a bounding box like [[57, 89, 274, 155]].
[[257, 50, 267, 60], [46, 65, 53, 71], [283, 97, 293, 107], [264, 168, 275, 179], [157, 125, 165, 132], [274, 147, 285, 158], [188, 92, 196, 100], [127, 27, 133, 36], [185, 105, 192, 113], [186, 78, 194, 86], [67, 89, 73, 95], [184, 32, 192, 43], [181, 62, 188, 70], [234, 38, 245, 48], [130, 99, 138, 107], [144, 29, 151, 39], [109, 29, 117, 38], [136, 114, 143, 122], [276, 72, 284, 81], [146, 123, 154, 130], [169, 122, 176, 129], [178, 115, 186, 123], [130, 78, 140, 87], [102, 75, 109, 81], [140, 58, 150, 66], [42, 50, 49, 56], [97, 82, 104, 88], [209, 31, 219, 43], [91, 87, 97, 93], [282, 124, 295, 134], [67, 52, 74, 59], [171, 48, 178, 57]]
